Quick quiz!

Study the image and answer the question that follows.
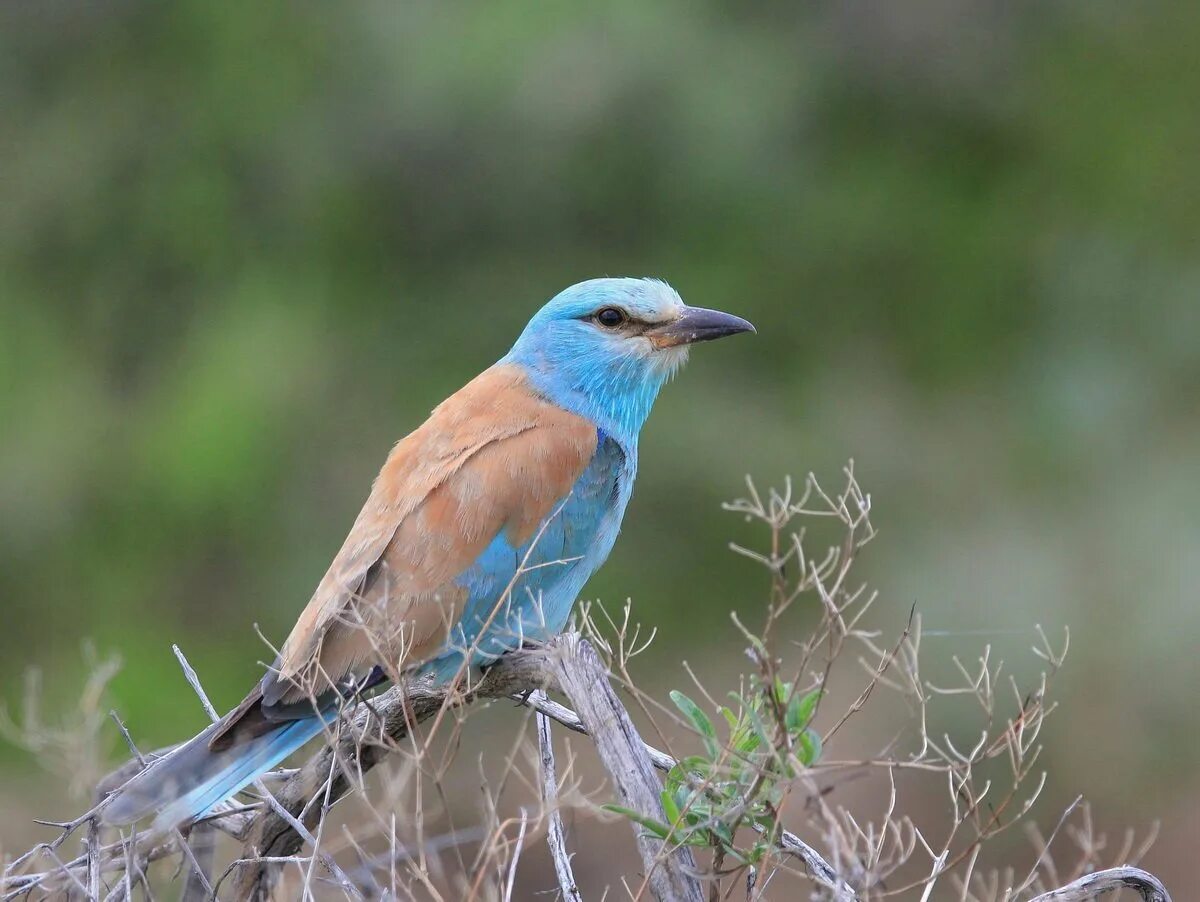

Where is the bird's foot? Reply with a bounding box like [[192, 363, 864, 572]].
[[513, 687, 536, 706]]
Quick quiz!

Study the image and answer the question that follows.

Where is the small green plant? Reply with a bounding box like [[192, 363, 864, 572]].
[[605, 676, 822, 868]]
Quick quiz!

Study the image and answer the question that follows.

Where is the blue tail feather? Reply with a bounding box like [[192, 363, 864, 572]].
[[102, 713, 329, 829], [154, 715, 327, 829]]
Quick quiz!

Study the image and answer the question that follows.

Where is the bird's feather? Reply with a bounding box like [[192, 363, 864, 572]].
[[259, 363, 598, 709]]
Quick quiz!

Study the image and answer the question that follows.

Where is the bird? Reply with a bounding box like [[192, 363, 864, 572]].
[[102, 277, 754, 829]]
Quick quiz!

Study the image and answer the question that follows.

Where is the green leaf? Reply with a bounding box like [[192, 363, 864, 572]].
[[752, 813, 777, 832], [670, 690, 720, 758], [665, 762, 686, 794], [722, 702, 751, 754], [602, 805, 671, 839], [786, 689, 822, 734], [684, 799, 712, 822], [735, 728, 762, 755], [678, 754, 712, 774], [723, 844, 754, 865], [719, 705, 740, 732], [798, 727, 823, 766], [677, 784, 698, 812], [744, 701, 775, 750], [710, 819, 735, 847], [660, 789, 681, 827], [667, 755, 711, 795], [773, 677, 791, 707]]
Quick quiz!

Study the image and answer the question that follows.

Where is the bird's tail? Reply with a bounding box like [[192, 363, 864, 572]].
[[101, 712, 328, 830]]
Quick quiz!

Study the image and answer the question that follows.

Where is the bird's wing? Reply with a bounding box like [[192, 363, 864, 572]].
[[261, 363, 597, 707]]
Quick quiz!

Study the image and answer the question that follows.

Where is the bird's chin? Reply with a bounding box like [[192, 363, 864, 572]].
[[651, 344, 690, 378]]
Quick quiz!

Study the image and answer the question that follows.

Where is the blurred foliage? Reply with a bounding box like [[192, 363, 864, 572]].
[[2, 0, 1198, 885]]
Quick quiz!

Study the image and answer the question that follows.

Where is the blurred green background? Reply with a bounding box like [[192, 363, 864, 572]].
[[2, 0, 1198, 891]]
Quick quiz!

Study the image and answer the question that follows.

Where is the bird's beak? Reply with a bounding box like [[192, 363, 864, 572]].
[[647, 306, 757, 349]]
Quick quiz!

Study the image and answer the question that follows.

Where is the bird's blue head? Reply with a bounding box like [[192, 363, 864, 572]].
[[503, 278, 754, 443]]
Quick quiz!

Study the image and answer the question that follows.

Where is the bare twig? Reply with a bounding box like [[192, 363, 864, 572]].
[[85, 818, 101, 901], [519, 689, 676, 771], [180, 826, 216, 902], [534, 691, 583, 902], [172, 645, 219, 722], [502, 809, 528, 902]]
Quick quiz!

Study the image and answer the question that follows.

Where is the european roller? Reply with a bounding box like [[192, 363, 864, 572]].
[[103, 278, 753, 828]]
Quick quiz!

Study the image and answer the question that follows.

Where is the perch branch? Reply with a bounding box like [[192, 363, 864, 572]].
[[234, 634, 710, 901], [1028, 866, 1172, 902], [547, 634, 704, 902], [230, 644, 556, 900]]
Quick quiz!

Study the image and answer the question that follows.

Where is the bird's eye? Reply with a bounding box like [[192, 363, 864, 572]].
[[595, 307, 626, 328]]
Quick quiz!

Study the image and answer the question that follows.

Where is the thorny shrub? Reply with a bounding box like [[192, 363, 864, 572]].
[[0, 464, 1165, 900]]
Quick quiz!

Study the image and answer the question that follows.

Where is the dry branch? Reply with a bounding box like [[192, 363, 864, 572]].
[[548, 633, 704, 902], [229, 634, 707, 901], [229, 643, 555, 900], [1027, 866, 1172, 902], [534, 690, 582, 902]]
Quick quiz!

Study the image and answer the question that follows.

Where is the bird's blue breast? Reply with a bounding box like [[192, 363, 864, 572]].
[[418, 432, 633, 682]]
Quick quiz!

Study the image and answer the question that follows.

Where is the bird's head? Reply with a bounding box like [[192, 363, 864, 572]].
[[504, 278, 754, 441]]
